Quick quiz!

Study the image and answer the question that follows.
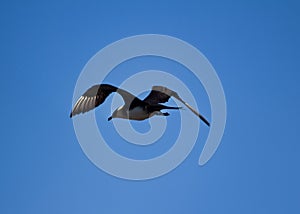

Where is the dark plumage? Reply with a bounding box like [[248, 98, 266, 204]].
[[70, 84, 210, 126]]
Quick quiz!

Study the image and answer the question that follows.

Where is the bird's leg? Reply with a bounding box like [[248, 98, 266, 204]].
[[154, 111, 169, 116]]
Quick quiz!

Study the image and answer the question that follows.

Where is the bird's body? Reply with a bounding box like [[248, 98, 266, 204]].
[[111, 104, 180, 121], [120, 105, 151, 121], [70, 84, 210, 126]]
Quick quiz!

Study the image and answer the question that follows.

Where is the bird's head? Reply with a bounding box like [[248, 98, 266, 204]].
[[108, 106, 128, 121]]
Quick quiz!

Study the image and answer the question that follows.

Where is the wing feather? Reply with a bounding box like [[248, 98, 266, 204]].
[[70, 84, 138, 117], [143, 86, 210, 126]]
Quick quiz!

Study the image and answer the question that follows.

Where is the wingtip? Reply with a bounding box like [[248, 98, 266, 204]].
[[204, 120, 210, 127], [199, 115, 210, 127], [70, 112, 73, 118], [203, 119, 210, 127]]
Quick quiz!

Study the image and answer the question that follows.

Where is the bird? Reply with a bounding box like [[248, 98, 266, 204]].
[[70, 84, 210, 126]]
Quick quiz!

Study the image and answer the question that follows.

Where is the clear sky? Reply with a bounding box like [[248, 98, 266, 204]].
[[1, 0, 300, 213]]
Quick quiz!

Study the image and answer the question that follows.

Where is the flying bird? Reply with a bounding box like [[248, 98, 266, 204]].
[[70, 84, 210, 126]]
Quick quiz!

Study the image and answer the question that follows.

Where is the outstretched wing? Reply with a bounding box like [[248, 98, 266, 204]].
[[70, 84, 138, 118], [143, 86, 210, 126]]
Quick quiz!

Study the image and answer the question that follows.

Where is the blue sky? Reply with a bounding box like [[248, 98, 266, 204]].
[[1, 0, 300, 213]]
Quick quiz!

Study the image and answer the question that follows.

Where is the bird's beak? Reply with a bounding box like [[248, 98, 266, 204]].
[[108, 116, 112, 121]]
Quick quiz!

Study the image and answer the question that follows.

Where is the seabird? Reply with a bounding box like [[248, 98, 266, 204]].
[[70, 84, 210, 126]]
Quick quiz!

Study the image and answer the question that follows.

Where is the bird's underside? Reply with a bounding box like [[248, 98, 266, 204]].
[[70, 84, 210, 126]]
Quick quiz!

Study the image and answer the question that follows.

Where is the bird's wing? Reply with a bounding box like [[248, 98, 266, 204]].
[[70, 84, 138, 118], [143, 86, 210, 126]]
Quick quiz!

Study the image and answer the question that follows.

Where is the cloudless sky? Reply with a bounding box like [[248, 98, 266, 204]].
[[1, 0, 300, 213]]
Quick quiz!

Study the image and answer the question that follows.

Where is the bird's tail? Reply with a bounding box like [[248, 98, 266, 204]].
[[150, 104, 182, 111], [163, 106, 183, 110]]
